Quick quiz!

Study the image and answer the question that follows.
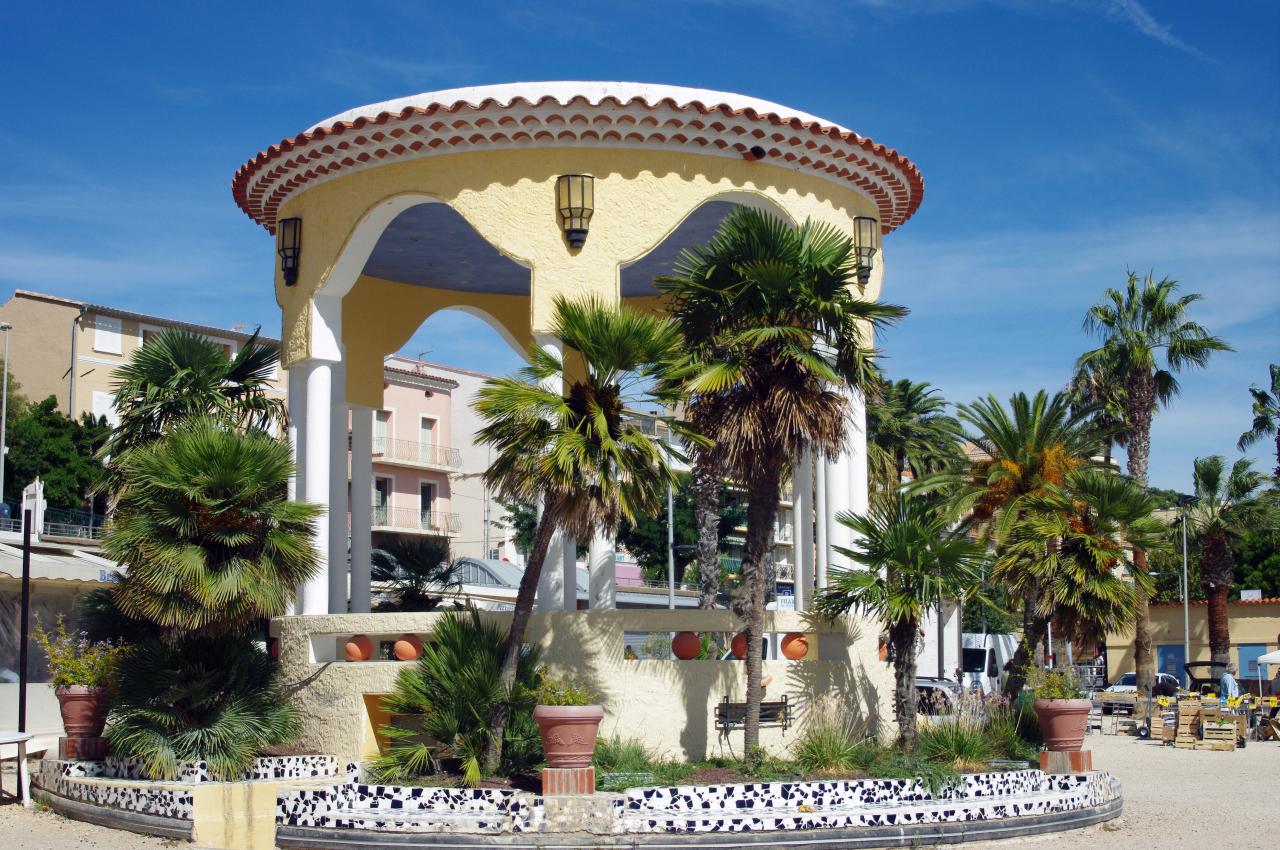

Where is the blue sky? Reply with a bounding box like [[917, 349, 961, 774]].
[[1, 1, 1276, 491]]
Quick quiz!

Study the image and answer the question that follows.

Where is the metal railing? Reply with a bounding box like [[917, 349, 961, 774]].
[[371, 437, 462, 470], [2, 501, 107, 540], [371, 504, 462, 535]]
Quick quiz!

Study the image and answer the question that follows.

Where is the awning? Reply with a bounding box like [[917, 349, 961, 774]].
[[0, 542, 120, 584]]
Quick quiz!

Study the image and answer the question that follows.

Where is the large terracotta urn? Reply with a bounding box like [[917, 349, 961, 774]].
[[534, 705, 604, 768], [1033, 699, 1092, 751], [55, 685, 111, 738], [780, 632, 809, 660], [731, 631, 748, 660], [671, 631, 701, 660]]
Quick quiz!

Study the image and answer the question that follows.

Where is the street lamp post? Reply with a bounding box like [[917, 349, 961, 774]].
[[1180, 502, 1192, 689], [0, 321, 12, 510]]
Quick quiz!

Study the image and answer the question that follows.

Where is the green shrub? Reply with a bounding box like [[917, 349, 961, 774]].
[[105, 634, 299, 780], [916, 718, 995, 769], [594, 735, 655, 774], [32, 615, 121, 687], [871, 749, 960, 794], [370, 608, 541, 785], [792, 699, 871, 774], [986, 700, 1037, 760], [535, 675, 598, 706], [1027, 666, 1084, 700]]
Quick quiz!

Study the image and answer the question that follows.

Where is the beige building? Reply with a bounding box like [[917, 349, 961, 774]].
[[1105, 598, 1280, 692], [0, 290, 288, 422]]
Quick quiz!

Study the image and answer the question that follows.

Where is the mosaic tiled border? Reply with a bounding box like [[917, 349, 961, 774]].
[[277, 782, 545, 834], [59, 754, 340, 783], [37, 762, 195, 821]]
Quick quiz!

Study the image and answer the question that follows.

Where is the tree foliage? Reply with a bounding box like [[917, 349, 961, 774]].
[[615, 473, 744, 584], [370, 537, 462, 612], [6, 396, 110, 510]]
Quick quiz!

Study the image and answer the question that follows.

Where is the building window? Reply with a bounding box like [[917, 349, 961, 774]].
[[373, 477, 391, 525], [420, 483, 435, 529], [93, 316, 123, 355], [91, 391, 120, 426], [374, 410, 391, 453]]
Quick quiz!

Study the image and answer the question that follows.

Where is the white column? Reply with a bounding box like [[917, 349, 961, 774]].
[[349, 405, 373, 614], [793, 448, 813, 611], [588, 530, 616, 609], [286, 366, 308, 615], [299, 359, 332, 615], [327, 364, 350, 613], [563, 537, 579, 611], [815, 453, 829, 590], [848, 387, 870, 518], [827, 447, 853, 572], [533, 333, 565, 612]]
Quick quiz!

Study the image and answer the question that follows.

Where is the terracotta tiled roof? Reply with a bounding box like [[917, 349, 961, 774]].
[[232, 82, 924, 235]]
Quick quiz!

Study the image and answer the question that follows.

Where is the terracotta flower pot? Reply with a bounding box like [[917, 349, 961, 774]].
[[671, 631, 701, 660], [731, 631, 748, 660], [55, 685, 111, 739], [1033, 698, 1092, 751], [534, 704, 604, 768], [394, 634, 423, 661]]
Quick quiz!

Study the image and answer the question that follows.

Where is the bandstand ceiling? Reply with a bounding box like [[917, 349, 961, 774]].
[[361, 203, 530, 294], [620, 201, 738, 297]]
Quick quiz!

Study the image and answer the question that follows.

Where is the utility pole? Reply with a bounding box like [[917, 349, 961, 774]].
[[0, 322, 11, 508]]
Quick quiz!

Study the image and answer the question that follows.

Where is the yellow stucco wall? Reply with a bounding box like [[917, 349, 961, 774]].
[[1104, 601, 1280, 682], [271, 147, 886, 405], [274, 609, 893, 764]]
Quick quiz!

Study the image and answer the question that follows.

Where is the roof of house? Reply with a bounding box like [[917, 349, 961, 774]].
[[12, 290, 280, 346]]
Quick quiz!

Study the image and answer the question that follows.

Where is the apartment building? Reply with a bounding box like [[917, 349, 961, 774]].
[[0, 290, 287, 423]]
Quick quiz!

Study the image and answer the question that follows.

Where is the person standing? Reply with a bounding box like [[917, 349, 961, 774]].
[[1220, 662, 1241, 699]]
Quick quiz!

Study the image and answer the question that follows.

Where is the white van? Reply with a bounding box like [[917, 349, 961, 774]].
[[961, 633, 1018, 694]]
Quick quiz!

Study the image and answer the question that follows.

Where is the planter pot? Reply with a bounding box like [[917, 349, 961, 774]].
[[55, 685, 112, 739], [671, 631, 701, 660], [534, 704, 604, 768], [1033, 698, 1092, 751]]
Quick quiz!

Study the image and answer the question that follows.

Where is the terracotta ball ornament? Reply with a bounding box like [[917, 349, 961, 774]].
[[394, 634, 423, 661], [345, 634, 373, 662], [672, 631, 701, 660], [731, 631, 749, 660], [780, 632, 809, 660]]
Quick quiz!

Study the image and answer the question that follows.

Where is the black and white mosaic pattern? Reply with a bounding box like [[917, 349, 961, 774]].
[[616, 770, 1122, 834], [277, 782, 546, 834], [59, 755, 339, 783], [37, 762, 194, 821], [274, 769, 1119, 837]]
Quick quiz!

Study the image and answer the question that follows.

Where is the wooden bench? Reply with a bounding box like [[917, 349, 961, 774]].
[[715, 695, 790, 731]]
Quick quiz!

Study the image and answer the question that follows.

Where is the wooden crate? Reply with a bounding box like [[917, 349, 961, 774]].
[[1195, 740, 1235, 752]]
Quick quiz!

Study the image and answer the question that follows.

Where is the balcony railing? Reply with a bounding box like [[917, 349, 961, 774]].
[[2, 502, 106, 540], [371, 437, 462, 470], [371, 504, 462, 535]]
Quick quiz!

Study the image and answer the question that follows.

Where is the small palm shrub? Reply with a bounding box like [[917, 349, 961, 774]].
[[105, 634, 299, 780], [103, 419, 320, 634], [370, 537, 461, 612], [370, 608, 541, 785]]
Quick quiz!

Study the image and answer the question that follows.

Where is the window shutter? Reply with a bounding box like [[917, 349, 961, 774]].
[[93, 316, 123, 354]]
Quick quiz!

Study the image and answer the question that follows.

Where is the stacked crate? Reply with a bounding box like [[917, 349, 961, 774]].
[[1174, 700, 1200, 749], [1199, 720, 1237, 751]]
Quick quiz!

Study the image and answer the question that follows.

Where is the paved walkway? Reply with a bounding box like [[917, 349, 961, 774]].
[[1, 734, 1276, 848]]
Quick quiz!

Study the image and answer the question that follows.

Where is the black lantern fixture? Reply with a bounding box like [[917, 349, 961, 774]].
[[852, 215, 880, 284], [277, 217, 302, 285], [556, 174, 594, 248]]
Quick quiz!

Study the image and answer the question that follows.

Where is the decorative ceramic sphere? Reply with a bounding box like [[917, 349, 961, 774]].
[[344, 634, 373, 662], [731, 631, 749, 660], [780, 632, 809, 661], [393, 634, 423, 661], [671, 631, 701, 660]]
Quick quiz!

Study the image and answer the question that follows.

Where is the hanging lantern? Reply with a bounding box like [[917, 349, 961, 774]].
[[556, 174, 594, 248], [277, 217, 302, 285], [852, 215, 880, 284]]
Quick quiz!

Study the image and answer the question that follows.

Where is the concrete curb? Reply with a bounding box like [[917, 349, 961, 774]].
[[35, 787, 195, 842], [274, 797, 1123, 848]]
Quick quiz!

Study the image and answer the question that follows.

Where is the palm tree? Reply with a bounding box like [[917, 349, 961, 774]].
[[1080, 271, 1231, 701], [100, 328, 283, 490], [691, 451, 722, 609], [370, 537, 463, 612], [1237, 364, 1280, 476], [474, 296, 686, 772], [657, 207, 906, 757], [867, 377, 964, 493], [935, 390, 1102, 696], [1186, 456, 1273, 664], [1067, 356, 1128, 467], [102, 418, 320, 634], [996, 469, 1164, 677], [814, 494, 985, 749]]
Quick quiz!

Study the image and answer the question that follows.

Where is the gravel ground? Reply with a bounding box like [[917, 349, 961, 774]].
[[1, 734, 1276, 849]]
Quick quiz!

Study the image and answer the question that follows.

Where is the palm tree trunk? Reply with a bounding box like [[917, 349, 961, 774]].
[[693, 453, 721, 610], [483, 505, 558, 773], [890, 617, 920, 750], [738, 452, 784, 761], [1003, 599, 1049, 699], [1124, 369, 1156, 704], [1201, 532, 1234, 665]]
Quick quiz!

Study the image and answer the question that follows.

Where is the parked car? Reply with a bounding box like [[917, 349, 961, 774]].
[[916, 677, 961, 716], [1104, 672, 1180, 695]]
